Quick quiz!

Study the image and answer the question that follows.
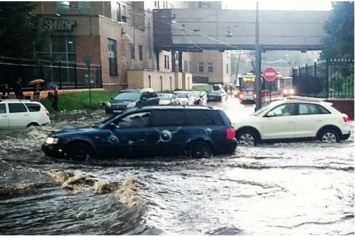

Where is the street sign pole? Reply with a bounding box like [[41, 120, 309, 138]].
[[84, 55, 92, 106], [255, 2, 262, 111]]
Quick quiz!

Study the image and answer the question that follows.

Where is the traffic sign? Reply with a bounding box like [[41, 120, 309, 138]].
[[263, 67, 277, 81]]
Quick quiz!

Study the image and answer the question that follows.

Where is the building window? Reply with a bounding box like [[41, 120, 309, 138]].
[[77, 2, 91, 14], [184, 60, 188, 72], [39, 36, 76, 62], [56, 1, 70, 14], [131, 44, 135, 59], [108, 39, 118, 76], [226, 64, 229, 74], [198, 2, 211, 8], [35, 36, 76, 83], [207, 62, 213, 72], [164, 55, 170, 69], [198, 62, 204, 73], [138, 45, 143, 60], [122, 5, 127, 23], [117, 3, 122, 22]]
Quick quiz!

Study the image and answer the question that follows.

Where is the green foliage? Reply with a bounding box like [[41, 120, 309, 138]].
[[328, 70, 354, 98], [0, 2, 46, 58], [41, 91, 113, 113], [321, 2, 354, 59]]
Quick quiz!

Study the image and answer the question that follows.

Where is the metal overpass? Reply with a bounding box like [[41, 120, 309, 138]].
[[153, 8, 330, 52]]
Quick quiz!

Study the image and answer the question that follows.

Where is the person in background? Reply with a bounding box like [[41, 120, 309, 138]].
[[1, 83, 10, 99], [14, 77, 24, 99], [50, 85, 59, 112], [33, 84, 40, 101]]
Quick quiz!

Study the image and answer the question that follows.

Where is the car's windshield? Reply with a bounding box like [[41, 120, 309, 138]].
[[113, 91, 140, 100], [191, 91, 201, 97], [159, 94, 171, 100], [253, 103, 273, 116], [175, 92, 189, 98], [209, 89, 222, 94]]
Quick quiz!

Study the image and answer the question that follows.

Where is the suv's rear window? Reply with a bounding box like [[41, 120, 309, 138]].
[[114, 92, 141, 100], [25, 103, 41, 112], [8, 103, 27, 113], [153, 110, 188, 126], [187, 110, 224, 126], [0, 104, 6, 113]]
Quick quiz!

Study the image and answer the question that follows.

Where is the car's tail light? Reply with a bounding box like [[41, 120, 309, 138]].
[[253, 93, 256, 99], [343, 115, 350, 122], [45, 109, 50, 117], [226, 127, 235, 140]]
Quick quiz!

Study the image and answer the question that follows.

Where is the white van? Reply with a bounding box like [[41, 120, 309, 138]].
[[0, 99, 51, 129]]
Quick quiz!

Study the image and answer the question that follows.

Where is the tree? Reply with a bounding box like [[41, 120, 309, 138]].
[[0, 2, 46, 58], [321, 1, 354, 59]]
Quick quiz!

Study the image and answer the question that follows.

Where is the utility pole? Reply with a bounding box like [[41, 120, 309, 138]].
[[255, 1, 262, 111], [84, 55, 92, 106]]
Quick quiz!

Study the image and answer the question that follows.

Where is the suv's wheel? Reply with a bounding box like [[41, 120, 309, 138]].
[[186, 141, 212, 158], [66, 143, 94, 162], [237, 129, 259, 146], [318, 129, 340, 143]]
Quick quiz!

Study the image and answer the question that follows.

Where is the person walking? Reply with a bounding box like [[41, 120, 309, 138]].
[[1, 83, 10, 99], [50, 85, 59, 112], [33, 84, 41, 101], [14, 78, 24, 99]]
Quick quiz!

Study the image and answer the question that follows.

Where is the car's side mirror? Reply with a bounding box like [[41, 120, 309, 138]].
[[107, 123, 117, 130], [266, 111, 276, 117]]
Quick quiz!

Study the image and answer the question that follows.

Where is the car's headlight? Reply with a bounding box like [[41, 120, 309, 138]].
[[127, 102, 136, 108], [289, 89, 295, 95], [106, 102, 111, 108], [45, 137, 59, 144], [283, 89, 289, 94]]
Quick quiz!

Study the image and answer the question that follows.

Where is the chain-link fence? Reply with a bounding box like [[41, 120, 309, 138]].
[[0, 56, 102, 92], [292, 59, 354, 98]]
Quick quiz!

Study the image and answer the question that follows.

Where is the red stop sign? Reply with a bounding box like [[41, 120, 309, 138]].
[[263, 67, 277, 81]]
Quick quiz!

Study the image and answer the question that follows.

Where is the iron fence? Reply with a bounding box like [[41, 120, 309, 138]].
[[292, 59, 354, 98], [0, 56, 102, 92]]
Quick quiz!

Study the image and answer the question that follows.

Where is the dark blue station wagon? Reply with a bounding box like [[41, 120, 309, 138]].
[[42, 106, 237, 161]]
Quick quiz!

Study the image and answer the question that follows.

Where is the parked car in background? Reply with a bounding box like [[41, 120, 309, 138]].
[[207, 87, 228, 102], [0, 99, 50, 129], [103, 88, 159, 114], [173, 91, 194, 105], [158, 93, 181, 105], [42, 106, 237, 161], [233, 98, 352, 146], [190, 90, 208, 105]]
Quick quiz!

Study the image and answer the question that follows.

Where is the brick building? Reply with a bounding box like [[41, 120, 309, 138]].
[[32, 1, 232, 92]]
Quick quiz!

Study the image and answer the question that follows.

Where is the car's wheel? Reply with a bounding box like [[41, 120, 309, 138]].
[[66, 143, 94, 162], [318, 129, 340, 143], [237, 129, 259, 146], [186, 141, 212, 158], [27, 122, 39, 128]]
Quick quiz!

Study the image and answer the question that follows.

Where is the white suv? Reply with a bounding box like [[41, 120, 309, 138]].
[[0, 99, 51, 129], [234, 99, 351, 145]]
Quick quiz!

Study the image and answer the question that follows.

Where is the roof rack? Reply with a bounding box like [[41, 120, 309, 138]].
[[286, 96, 325, 102]]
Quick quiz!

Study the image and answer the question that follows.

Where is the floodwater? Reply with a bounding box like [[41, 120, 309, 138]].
[[0, 97, 353, 235]]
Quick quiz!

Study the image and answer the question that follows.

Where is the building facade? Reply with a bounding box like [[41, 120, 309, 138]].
[[33, 1, 232, 92]]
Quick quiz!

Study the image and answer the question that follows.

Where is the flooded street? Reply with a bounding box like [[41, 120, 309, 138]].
[[0, 97, 353, 235]]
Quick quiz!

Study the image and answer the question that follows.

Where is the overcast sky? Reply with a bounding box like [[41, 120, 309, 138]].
[[222, 0, 333, 11]]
